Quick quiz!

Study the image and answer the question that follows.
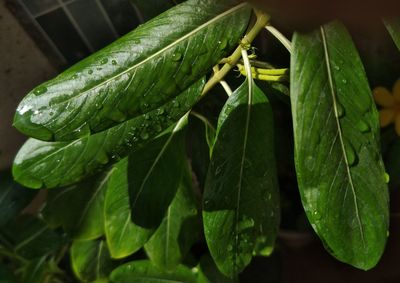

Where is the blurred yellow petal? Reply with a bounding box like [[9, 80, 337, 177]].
[[395, 114, 400, 136], [373, 87, 395, 107], [393, 79, 400, 102], [379, 109, 395, 127]]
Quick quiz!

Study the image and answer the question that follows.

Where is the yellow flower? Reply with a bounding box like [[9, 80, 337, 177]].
[[373, 79, 400, 136]]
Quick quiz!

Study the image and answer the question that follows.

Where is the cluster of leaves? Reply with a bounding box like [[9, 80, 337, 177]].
[[3, 0, 400, 281]]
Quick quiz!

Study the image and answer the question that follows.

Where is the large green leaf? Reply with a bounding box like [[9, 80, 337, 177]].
[[13, 0, 250, 141], [144, 161, 199, 270], [0, 171, 35, 227], [128, 116, 188, 229], [291, 22, 389, 270], [71, 239, 116, 282], [104, 159, 153, 259], [110, 260, 197, 283], [13, 79, 204, 189], [42, 170, 112, 240], [384, 18, 400, 51], [203, 79, 280, 277], [0, 216, 67, 260]]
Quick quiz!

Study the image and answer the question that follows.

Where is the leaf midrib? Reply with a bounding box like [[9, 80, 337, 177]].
[[54, 3, 247, 105], [319, 26, 365, 245]]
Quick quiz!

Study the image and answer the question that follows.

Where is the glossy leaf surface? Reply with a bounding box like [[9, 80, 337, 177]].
[[203, 80, 280, 277], [384, 18, 400, 50], [42, 170, 112, 240], [0, 171, 35, 227], [128, 116, 187, 228], [104, 159, 153, 259], [144, 162, 199, 270], [110, 260, 196, 283], [13, 79, 204, 189], [14, 0, 250, 141], [71, 239, 116, 282], [291, 22, 389, 270]]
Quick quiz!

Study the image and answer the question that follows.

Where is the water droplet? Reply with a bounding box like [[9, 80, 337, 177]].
[[336, 102, 345, 118], [204, 199, 215, 210], [342, 79, 347, 84], [227, 245, 233, 252], [100, 58, 108, 64], [334, 65, 340, 71], [88, 69, 93, 74], [313, 210, 322, 220], [218, 39, 228, 50], [172, 100, 180, 108], [344, 139, 357, 166], [49, 111, 54, 116], [305, 155, 315, 171], [154, 123, 162, 132], [72, 74, 78, 79], [356, 120, 370, 133], [172, 52, 182, 61], [384, 172, 390, 184], [33, 86, 47, 96], [95, 103, 102, 110], [140, 131, 149, 140], [108, 110, 126, 122], [111, 60, 117, 65], [157, 108, 164, 115]]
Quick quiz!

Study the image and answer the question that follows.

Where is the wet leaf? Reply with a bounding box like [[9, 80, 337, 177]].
[[203, 79, 280, 277], [291, 21, 389, 270], [14, 0, 250, 141]]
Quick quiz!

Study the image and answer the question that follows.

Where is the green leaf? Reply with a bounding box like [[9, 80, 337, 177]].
[[110, 260, 197, 283], [203, 80, 280, 277], [104, 159, 153, 259], [291, 22, 389, 270], [384, 18, 400, 50], [13, 0, 250, 141], [144, 161, 199, 270], [0, 170, 35, 227], [187, 114, 215, 189], [42, 170, 112, 240], [196, 255, 235, 283], [13, 79, 205, 189], [128, 116, 188, 229], [0, 216, 67, 260], [71, 239, 116, 282]]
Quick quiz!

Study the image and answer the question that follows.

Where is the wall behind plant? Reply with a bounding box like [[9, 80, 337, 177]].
[[0, 0, 56, 170]]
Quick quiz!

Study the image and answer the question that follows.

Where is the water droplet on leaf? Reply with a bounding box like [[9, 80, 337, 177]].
[[140, 131, 149, 140], [172, 52, 182, 62], [33, 86, 47, 96], [100, 58, 108, 64]]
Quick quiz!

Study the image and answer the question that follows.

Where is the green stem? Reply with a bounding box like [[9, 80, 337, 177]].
[[201, 10, 270, 96]]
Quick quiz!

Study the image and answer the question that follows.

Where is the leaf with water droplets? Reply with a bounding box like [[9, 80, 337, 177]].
[[13, 0, 250, 141], [291, 22, 389, 270], [12, 79, 204, 189], [110, 260, 197, 283], [41, 170, 112, 240], [203, 79, 280, 277], [70, 239, 116, 282]]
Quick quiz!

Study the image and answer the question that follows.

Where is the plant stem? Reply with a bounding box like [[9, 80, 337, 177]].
[[201, 9, 270, 96], [265, 25, 292, 53]]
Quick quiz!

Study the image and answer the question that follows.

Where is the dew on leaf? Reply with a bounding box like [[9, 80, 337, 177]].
[[100, 58, 109, 65], [172, 52, 182, 62], [356, 120, 370, 133], [33, 86, 47, 96], [140, 131, 149, 140]]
